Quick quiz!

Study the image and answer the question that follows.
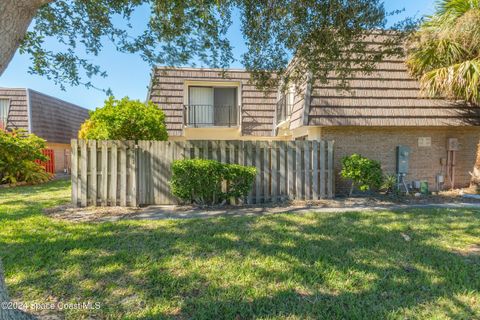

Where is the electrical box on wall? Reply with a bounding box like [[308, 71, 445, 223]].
[[396, 145, 411, 174], [418, 137, 431, 147], [447, 138, 459, 151]]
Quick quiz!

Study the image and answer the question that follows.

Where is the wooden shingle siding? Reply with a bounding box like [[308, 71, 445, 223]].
[[0, 88, 28, 130], [148, 67, 277, 137], [28, 90, 90, 144]]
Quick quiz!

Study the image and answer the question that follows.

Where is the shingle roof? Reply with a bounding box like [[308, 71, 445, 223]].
[[307, 58, 480, 126]]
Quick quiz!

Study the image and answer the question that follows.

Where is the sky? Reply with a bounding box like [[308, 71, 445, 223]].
[[0, 0, 437, 111]]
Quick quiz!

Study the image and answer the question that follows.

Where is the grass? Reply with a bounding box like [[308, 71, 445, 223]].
[[0, 180, 479, 319]]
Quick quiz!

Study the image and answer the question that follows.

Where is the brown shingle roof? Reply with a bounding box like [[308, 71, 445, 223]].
[[308, 59, 480, 126]]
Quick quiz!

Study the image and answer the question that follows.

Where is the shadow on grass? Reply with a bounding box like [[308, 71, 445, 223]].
[[1, 184, 479, 319]]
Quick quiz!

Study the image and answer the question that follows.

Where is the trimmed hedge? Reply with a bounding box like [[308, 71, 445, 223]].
[[170, 159, 256, 205]]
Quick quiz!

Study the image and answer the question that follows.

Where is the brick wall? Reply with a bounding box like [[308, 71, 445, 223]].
[[320, 127, 480, 194]]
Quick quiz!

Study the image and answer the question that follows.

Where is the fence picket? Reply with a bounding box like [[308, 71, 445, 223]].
[[110, 141, 118, 206], [287, 141, 295, 199], [88, 140, 97, 206], [254, 142, 262, 204], [305, 141, 311, 200], [71, 140, 78, 207], [320, 141, 326, 199], [101, 141, 108, 206], [295, 141, 302, 199], [119, 141, 127, 207], [312, 141, 319, 200], [246, 142, 253, 204], [271, 142, 278, 203], [79, 140, 87, 207], [279, 142, 286, 200], [327, 140, 334, 198]]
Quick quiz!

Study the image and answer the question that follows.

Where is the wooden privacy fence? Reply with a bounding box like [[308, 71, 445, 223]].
[[71, 140, 335, 207]]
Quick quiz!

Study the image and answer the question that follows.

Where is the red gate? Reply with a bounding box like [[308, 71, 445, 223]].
[[36, 149, 55, 174]]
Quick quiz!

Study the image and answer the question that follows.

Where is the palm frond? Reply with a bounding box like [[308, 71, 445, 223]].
[[406, 37, 467, 76], [422, 0, 480, 31], [420, 58, 480, 104]]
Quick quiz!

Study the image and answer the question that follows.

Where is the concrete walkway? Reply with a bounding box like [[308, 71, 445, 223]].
[[114, 202, 480, 221]]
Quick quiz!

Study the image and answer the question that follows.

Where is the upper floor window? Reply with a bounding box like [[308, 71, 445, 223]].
[[0, 99, 9, 130], [186, 86, 238, 127]]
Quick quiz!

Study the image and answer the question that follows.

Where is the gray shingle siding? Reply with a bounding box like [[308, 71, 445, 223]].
[[0, 88, 90, 144], [0, 88, 29, 130]]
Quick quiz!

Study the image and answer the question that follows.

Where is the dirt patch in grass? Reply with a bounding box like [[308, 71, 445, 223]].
[[455, 244, 480, 257], [44, 205, 142, 222]]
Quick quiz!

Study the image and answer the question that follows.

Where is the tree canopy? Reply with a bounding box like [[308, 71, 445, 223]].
[[1, 0, 412, 93], [406, 0, 480, 105]]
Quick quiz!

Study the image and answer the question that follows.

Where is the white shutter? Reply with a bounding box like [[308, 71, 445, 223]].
[[189, 87, 214, 127]]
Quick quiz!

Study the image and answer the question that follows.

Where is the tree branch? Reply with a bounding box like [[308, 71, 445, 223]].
[[0, 0, 54, 75]]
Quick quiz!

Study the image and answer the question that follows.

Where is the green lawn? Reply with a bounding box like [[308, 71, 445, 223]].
[[0, 180, 479, 319]]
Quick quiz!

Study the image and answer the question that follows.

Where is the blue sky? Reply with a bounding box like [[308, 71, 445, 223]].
[[0, 0, 436, 110]]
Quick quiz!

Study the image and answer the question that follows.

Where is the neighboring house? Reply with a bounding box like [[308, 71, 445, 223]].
[[0, 88, 89, 173], [147, 58, 480, 192]]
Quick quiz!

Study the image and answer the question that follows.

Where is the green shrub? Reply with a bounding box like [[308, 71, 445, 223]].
[[0, 129, 51, 184], [79, 96, 168, 141], [341, 153, 383, 196], [381, 174, 398, 194], [170, 159, 256, 205]]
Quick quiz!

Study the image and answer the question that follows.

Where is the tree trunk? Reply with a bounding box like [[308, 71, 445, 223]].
[[470, 141, 480, 192], [0, 259, 36, 320], [0, 0, 53, 76]]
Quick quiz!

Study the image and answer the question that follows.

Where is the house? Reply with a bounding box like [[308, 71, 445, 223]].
[[147, 54, 480, 193], [0, 88, 89, 173]]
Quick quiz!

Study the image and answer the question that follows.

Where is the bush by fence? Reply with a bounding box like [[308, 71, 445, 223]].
[[170, 159, 256, 205]]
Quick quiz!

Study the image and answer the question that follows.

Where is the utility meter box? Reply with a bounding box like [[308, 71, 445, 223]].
[[396, 145, 411, 174], [447, 138, 459, 151]]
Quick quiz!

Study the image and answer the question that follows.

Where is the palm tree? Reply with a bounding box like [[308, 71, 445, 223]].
[[406, 0, 480, 189]]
